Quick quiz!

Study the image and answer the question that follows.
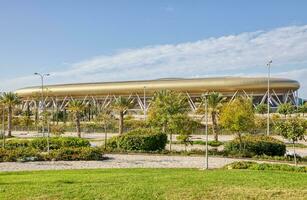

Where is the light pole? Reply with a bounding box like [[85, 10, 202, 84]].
[[202, 93, 209, 170], [34, 72, 50, 152], [266, 60, 272, 136]]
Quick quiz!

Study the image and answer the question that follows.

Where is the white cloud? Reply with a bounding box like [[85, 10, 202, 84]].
[[1, 25, 307, 98]]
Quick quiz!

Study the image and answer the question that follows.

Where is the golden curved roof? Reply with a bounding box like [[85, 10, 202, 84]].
[[16, 77, 300, 98]]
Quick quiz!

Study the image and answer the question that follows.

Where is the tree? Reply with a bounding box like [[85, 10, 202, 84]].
[[298, 102, 307, 117], [274, 117, 306, 165], [170, 114, 196, 152], [255, 103, 268, 114], [219, 97, 255, 150], [148, 90, 190, 151], [95, 109, 115, 149], [112, 96, 134, 135], [277, 103, 294, 118], [200, 92, 225, 142], [0, 92, 21, 137], [67, 100, 85, 138]]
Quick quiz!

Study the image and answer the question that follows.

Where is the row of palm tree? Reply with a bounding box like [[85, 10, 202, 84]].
[[0, 91, 240, 142], [0, 91, 135, 138], [1, 91, 304, 141]]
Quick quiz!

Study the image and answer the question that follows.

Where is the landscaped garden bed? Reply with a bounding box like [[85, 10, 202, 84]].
[[0, 137, 104, 162]]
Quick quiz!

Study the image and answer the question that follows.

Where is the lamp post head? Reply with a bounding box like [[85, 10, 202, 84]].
[[267, 60, 273, 66]]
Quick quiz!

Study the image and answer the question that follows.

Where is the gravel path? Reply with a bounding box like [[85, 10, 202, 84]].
[[0, 154, 245, 172]]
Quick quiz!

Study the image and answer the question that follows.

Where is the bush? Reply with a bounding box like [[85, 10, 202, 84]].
[[0, 147, 103, 162], [207, 140, 224, 147], [50, 124, 66, 136], [225, 161, 307, 173], [107, 128, 167, 151], [5, 137, 91, 151], [5, 139, 31, 149], [224, 135, 286, 157], [48, 147, 103, 161], [30, 137, 90, 151], [0, 147, 43, 162]]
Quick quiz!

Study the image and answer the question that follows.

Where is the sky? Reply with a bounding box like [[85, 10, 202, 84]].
[[0, 0, 307, 98]]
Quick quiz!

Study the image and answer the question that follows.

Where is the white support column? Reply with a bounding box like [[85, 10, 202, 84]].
[[186, 92, 196, 111]]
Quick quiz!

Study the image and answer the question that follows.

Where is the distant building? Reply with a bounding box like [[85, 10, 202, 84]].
[[16, 77, 300, 113]]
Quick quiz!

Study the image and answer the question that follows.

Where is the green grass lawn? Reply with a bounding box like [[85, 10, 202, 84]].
[[0, 169, 306, 200]]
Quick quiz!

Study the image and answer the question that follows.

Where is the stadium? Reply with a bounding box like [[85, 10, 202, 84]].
[[15, 76, 300, 114]]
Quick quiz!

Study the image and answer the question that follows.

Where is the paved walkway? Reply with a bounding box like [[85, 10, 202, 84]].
[[1, 154, 303, 172], [0, 154, 245, 172]]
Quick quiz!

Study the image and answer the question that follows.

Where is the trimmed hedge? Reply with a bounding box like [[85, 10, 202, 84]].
[[225, 161, 307, 173], [5, 139, 30, 149], [5, 137, 90, 151], [224, 135, 286, 157], [107, 128, 167, 151], [0, 148, 43, 162], [47, 147, 103, 161], [0, 147, 103, 162]]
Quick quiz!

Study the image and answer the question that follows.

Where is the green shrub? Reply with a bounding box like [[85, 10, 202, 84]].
[[50, 124, 66, 136], [30, 137, 90, 151], [171, 140, 224, 147], [48, 147, 103, 161], [225, 161, 307, 173], [207, 140, 224, 147], [224, 135, 286, 157], [5, 139, 31, 149], [107, 128, 167, 151], [0, 146, 103, 162], [5, 137, 91, 151], [0, 147, 43, 162]]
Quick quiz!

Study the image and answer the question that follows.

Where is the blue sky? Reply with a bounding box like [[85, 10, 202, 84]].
[[0, 1, 307, 98]]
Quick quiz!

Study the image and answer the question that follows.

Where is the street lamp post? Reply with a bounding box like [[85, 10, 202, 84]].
[[266, 60, 272, 136], [202, 93, 209, 170], [34, 72, 50, 152]]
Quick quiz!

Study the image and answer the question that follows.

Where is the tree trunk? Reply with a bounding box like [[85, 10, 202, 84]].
[[76, 116, 81, 138], [293, 141, 297, 166], [169, 133, 172, 151], [238, 132, 242, 153], [119, 111, 124, 135], [211, 111, 219, 142], [7, 106, 12, 137], [104, 125, 107, 150], [35, 106, 39, 132]]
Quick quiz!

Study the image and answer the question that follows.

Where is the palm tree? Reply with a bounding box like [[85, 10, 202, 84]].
[[201, 92, 225, 142], [67, 100, 85, 138], [0, 92, 21, 137], [112, 96, 134, 135]]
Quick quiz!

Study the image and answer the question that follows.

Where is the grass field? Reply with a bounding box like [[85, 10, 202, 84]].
[[0, 169, 306, 200]]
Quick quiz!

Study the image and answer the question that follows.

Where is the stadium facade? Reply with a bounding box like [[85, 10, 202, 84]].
[[15, 77, 300, 114]]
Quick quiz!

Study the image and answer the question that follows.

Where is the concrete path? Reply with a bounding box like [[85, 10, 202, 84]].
[[1, 154, 304, 172], [0, 154, 246, 172]]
